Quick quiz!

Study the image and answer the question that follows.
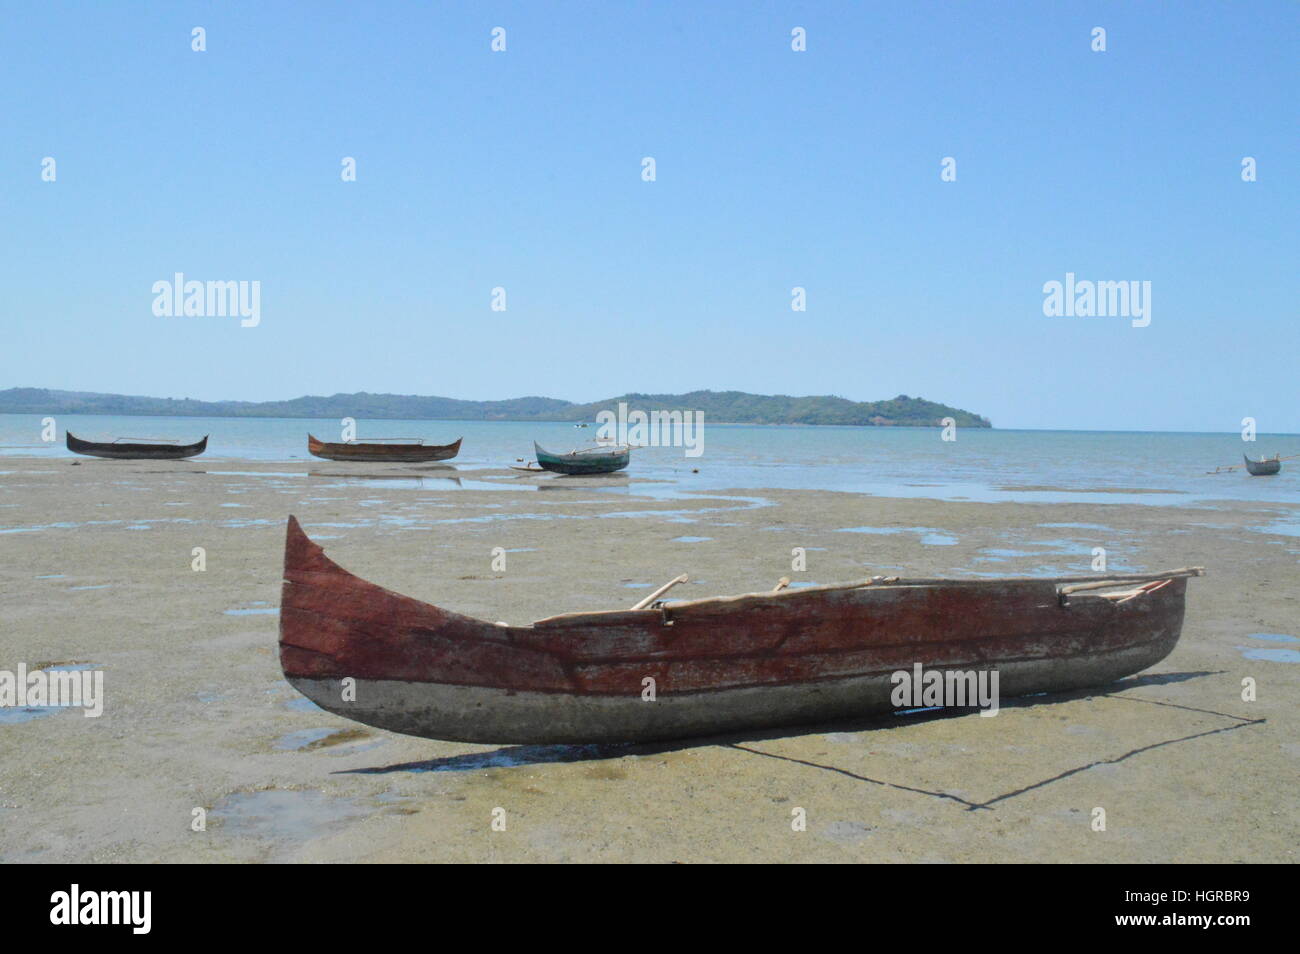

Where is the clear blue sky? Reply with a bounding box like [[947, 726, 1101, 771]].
[[2, 1, 1296, 431]]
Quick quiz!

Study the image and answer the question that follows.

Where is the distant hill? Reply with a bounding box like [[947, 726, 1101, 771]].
[[0, 387, 991, 428], [567, 392, 989, 427]]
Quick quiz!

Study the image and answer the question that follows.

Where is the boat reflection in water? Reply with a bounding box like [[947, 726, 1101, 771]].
[[308, 471, 462, 489]]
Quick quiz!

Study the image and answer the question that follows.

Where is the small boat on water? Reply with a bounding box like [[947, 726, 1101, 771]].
[[1243, 454, 1282, 476], [278, 516, 1203, 745], [307, 434, 462, 463], [66, 432, 208, 460], [533, 441, 630, 475]]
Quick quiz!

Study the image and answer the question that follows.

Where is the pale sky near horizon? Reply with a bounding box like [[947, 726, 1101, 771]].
[[2, 2, 1296, 431]]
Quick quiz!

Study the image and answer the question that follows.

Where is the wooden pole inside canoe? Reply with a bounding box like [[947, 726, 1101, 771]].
[[1057, 568, 1204, 595], [631, 574, 688, 610]]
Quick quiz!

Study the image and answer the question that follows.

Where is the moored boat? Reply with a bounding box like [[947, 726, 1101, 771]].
[[1243, 454, 1282, 476], [278, 516, 1204, 745], [533, 441, 630, 475], [66, 432, 208, 460], [307, 434, 462, 463]]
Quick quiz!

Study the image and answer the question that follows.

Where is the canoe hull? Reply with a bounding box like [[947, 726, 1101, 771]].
[[279, 517, 1195, 745], [287, 635, 1177, 744], [1243, 455, 1281, 476], [533, 441, 629, 475], [66, 432, 208, 460], [307, 435, 461, 463]]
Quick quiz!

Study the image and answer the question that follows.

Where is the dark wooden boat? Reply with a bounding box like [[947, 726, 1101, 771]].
[[278, 516, 1204, 744], [66, 431, 208, 460], [307, 434, 462, 463], [1243, 454, 1281, 476], [533, 441, 630, 475]]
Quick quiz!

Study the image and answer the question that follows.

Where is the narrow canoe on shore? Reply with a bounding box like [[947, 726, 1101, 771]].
[[307, 434, 462, 463], [66, 432, 208, 460], [533, 441, 630, 475], [278, 516, 1203, 744], [1243, 454, 1282, 476]]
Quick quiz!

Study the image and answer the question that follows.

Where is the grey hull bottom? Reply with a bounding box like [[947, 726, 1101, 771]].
[[287, 636, 1176, 745]]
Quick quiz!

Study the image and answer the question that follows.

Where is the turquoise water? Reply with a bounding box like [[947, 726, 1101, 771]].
[[2, 412, 1298, 508]]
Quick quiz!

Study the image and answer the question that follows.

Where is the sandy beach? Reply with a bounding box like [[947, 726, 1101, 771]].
[[1, 457, 1296, 863]]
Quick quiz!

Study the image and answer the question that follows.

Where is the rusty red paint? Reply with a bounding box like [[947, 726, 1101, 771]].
[[279, 516, 1192, 698], [306, 434, 462, 462]]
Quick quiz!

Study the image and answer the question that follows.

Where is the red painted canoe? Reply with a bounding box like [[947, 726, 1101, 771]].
[[307, 434, 461, 463], [278, 516, 1202, 744]]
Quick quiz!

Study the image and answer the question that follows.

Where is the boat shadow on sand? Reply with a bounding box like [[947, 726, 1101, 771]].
[[339, 670, 1261, 812]]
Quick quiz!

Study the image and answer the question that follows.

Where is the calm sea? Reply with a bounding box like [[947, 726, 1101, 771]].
[[1, 413, 1296, 514]]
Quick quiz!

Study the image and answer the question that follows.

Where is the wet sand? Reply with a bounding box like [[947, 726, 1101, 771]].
[[1, 457, 1296, 863]]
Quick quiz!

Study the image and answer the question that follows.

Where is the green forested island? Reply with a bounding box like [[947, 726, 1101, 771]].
[[0, 387, 991, 428]]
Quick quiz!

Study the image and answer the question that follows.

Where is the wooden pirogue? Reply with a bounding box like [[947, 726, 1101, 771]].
[[1243, 454, 1282, 476], [306, 434, 462, 463], [278, 516, 1203, 744], [66, 431, 208, 460], [532, 441, 630, 475]]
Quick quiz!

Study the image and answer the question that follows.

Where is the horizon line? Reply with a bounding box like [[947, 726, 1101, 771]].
[[2, 409, 1296, 438]]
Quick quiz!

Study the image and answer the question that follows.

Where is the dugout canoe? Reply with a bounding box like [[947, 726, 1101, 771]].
[[1243, 454, 1281, 476], [533, 441, 630, 475], [307, 434, 462, 463], [66, 431, 208, 460], [278, 516, 1204, 744]]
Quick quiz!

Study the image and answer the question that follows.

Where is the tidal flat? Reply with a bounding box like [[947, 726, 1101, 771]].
[[1, 458, 1296, 863]]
